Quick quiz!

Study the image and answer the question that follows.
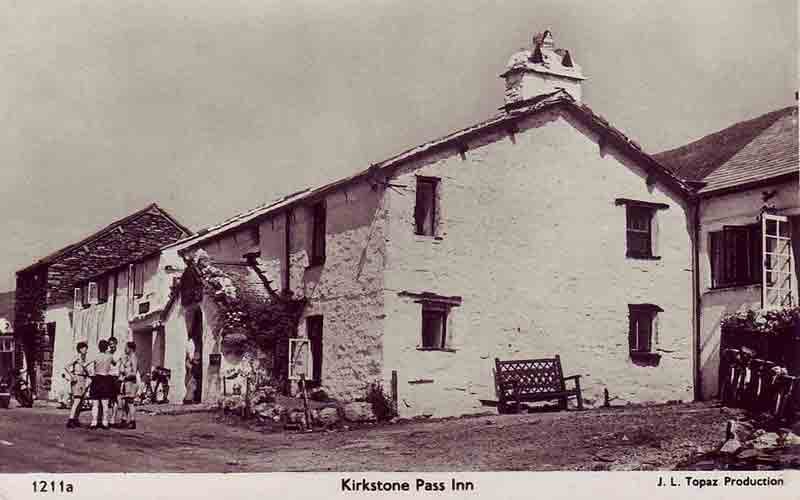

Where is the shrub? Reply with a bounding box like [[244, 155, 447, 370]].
[[365, 383, 395, 421]]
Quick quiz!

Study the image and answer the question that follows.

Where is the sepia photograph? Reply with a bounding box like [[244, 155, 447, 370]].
[[0, 0, 797, 494]]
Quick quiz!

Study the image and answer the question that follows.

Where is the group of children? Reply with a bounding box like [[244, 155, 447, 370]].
[[63, 336, 139, 430]]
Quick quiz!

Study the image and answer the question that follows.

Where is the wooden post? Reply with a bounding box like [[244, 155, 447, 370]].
[[391, 370, 398, 416], [299, 374, 311, 429]]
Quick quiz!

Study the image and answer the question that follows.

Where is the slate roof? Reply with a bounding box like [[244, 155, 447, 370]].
[[654, 106, 798, 194], [19, 203, 192, 273], [169, 90, 692, 251]]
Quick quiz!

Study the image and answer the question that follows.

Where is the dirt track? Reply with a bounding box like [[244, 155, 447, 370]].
[[0, 402, 731, 472]]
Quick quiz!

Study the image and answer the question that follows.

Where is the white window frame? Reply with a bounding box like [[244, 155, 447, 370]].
[[762, 213, 794, 308], [88, 282, 99, 305], [288, 338, 312, 381], [73, 287, 82, 310]]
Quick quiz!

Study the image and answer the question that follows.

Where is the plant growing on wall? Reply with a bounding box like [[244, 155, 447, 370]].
[[720, 306, 800, 336], [187, 249, 307, 392]]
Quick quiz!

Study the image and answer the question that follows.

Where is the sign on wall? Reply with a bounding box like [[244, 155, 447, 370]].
[[288, 338, 311, 381]]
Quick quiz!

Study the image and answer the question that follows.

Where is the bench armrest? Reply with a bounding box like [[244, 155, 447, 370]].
[[563, 374, 582, 390]]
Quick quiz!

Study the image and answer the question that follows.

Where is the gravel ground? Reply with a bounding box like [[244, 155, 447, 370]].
[[0, 400, 736, 472]]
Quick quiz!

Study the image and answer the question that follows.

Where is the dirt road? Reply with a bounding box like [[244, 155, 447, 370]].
[[0, 402, 730, 472]]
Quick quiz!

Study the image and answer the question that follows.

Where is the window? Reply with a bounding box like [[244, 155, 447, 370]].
[[132, 262, 145, 297], [762, 213, 794, 308], [628, 304, 662, 361], [87, 282, 98, 305], [626, 206, 654, 257], [709, 225, 761, 288], [306, 315, 323, 385], [97, 276, 109, 304], [415, 176, 439, 236], [73, 287, 82, 310], [615, 198, 668, 259], [420, 304, 448, 350], [310, 202, 326, 266]]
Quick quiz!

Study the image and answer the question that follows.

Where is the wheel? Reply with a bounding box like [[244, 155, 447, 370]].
[[155, 383, 169, 404], [0, 394, 10, 409], [13, 388, 33, 408]]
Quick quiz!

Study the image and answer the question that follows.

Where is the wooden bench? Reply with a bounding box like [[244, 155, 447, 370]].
[[494, 356, 583, 414]]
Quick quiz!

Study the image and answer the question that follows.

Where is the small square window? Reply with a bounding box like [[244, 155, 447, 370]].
[[415, 177, 439, 236], [421, 306, 447, 350], [628, 304, 662, 355]]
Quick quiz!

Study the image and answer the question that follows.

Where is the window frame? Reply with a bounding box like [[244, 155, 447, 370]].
[[310, 201, 327, 267], [414, 176, 440, 237], [132, 262, 145, 298], [97, 276, 109, 304], [306, 315, 323, 386], [419, 304, 449, 351], [628, 303, 663, 361], [709, 224, 761, 289], [615, 198, 667, 260]]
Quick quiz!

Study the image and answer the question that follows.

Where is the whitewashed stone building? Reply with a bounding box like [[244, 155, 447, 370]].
[[163, 31, 699, 416], [656, 105, 799, 400]]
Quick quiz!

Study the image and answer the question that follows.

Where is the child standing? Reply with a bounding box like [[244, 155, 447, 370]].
[[64, 341, 91, 428], [89, 339, 114, 429], [118, 341, 139, 429], [107, 337, 122, 427]]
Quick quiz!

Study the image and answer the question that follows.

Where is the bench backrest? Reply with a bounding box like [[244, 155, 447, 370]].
[[495, 356, 565, 398]]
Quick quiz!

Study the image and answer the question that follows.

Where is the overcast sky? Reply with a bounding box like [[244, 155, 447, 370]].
[[0, 0, 796, 292]]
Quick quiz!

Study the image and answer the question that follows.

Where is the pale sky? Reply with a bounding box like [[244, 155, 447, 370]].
[[0, 0, 796, 291]]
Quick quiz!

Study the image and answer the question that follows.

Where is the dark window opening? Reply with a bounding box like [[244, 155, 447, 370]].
[[420, 306, 448, 350], [626, 205, 655, 258], [628, 304, 662, 355], [415, 177, 439, 236], [306, 315, 323, 385], [709, 225, 761, 288], [133, 263, 145, 297], [310, 202, 326, 266], [97, 277, 109, 304], [81, 283, 91, 308]]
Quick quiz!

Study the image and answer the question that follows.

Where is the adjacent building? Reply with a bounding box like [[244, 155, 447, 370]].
[[14, 204, 190, 399], [656, 105, 799, 399]]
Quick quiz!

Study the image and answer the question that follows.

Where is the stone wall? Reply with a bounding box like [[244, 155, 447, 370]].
[[697, 180, 800, 399], [382, 108, 695, 417]]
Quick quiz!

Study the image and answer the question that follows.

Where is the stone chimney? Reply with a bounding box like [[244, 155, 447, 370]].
[[501, 30, 586, 105]]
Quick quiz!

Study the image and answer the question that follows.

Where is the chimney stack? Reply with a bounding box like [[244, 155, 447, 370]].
[[501, 30, 586, 105]]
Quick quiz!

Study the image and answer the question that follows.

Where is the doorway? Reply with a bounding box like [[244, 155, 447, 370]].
[[187, 309, 203, 403]]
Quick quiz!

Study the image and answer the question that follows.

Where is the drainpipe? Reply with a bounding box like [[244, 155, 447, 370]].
[[284, 210, 292, 293], [692, 198, 702, 401], [109, 273, 119, 340]]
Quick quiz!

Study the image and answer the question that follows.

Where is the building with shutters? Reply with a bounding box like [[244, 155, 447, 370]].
[[159, 31, 700, 416], [656, 105, 799, 399], [14, 203, 191, 399]]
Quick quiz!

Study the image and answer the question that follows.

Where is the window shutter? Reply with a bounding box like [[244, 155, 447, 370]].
[[73, 288, 81, 310], [723, 225, 750, 284], [88, 282, 98, 305]]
